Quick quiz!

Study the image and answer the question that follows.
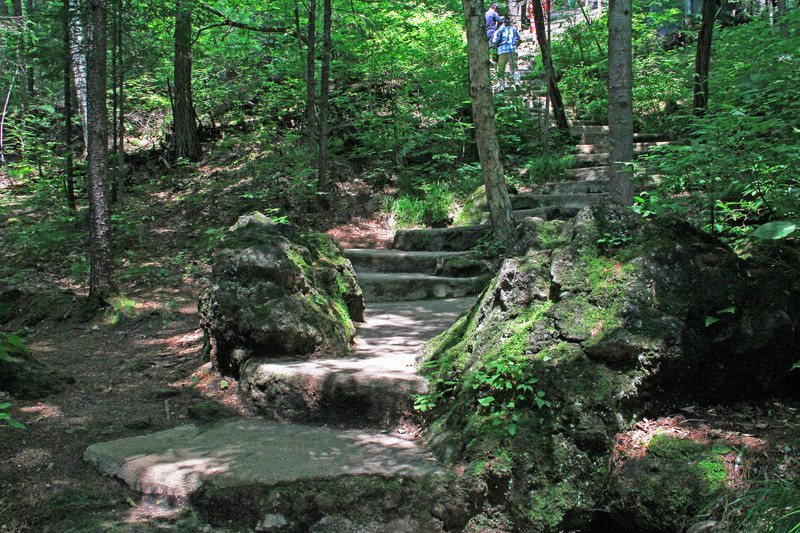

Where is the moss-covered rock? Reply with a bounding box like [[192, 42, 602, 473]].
[[198, 213, 364, 378], [607, 433, 728, 532], [415, 205, 800, 531]]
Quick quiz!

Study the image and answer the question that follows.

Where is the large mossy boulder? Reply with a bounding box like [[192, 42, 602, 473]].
[[416, 205, 800, 532], [199, 213, 364, 378]]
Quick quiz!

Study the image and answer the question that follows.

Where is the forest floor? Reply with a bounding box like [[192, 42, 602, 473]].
[[0, 171, 396, 531], [1, 171, 799, 532]]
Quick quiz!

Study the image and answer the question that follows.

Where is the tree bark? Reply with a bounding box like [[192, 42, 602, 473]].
[[25, 0, 34, 96], [110, 0, 118, 203], [776, 0, 788, 35], [462, 0, 514, 244], [63, 0, 75, 210], [116, 0, 126, 203], [12, 0, 27, 128], [86, 0, 114, 308], [173, 0, 200, 161], [69, 0, 89, 151], [529, 0, 570, 132], [608, 0, 634, 206], [693, 0, 718, 115], [305, 0, 317, 152], [317, 0, 331, 192]]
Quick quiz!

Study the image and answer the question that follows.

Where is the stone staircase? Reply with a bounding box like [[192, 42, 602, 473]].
[[343, 248, 491, 302]]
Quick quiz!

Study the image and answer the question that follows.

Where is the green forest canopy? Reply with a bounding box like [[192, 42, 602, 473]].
[[0, 0, 798, 285]]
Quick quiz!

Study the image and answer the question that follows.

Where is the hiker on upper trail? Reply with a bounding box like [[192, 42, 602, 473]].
[[491, 17, 522, 89], [486, 3, 501, 42]]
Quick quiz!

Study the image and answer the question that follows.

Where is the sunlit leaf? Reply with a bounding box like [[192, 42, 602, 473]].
[[750, 221, 800, 240]]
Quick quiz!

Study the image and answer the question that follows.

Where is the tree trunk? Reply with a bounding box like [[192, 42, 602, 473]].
[[173, 0, 200, 161], [529, 0, 570, 132], [305, 0, 317, 152], [12, 0, 27, 130], [693, 0, 718, 115], [26, 0, 34, 96], [608, 0, 634, 206], [776, 0, 788, 35], [63, 0, 75, 210], [110, 0, 118, 203], [86, 0, 114, 308], [116, 0, 126, 203], [462, 0, 514, 244], [69, 0, 89, 151], [317, 0, 331, 192]]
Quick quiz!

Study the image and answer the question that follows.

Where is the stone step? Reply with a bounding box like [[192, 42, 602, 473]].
[[511, 192, 607, 211], [85, 419, 445, 530], [356, 272, 487, 302], [564, 166, 607, 181], [573, 152, 609, 167], [239, 297, 476, 426], [575, 140, 673, 153], [393, 224, 491, 252], [537, 180, 609, 195], [344, 248, 476, 275], [513, 205, 581, 221]]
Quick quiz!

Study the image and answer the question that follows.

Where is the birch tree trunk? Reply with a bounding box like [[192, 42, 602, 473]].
[[63, 0, 75, 210], [608, 0, 634, 206], [86, 0, 114, 308], [69, 0, 89, 151], [462, 0, 514, 244], [12, 0, 27, 128]]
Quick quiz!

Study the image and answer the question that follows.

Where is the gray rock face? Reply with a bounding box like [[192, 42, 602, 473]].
[[198, 213, 364, 378], [417, 205, 800, 531]]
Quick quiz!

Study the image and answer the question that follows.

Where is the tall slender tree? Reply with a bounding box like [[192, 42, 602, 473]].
[[462, 0, 514, 243], [69, 0, 89, 150], [607, 0, 634, 205], [85, 0, 114, 308], [12, 0, 26, 133], [173, 0, 200, 161], [529, 0, 569, 132], [693, 0, 719, 114], [305, 0, 317, 152], [63, 0, 75, 210], [317, 0, 331, 192]]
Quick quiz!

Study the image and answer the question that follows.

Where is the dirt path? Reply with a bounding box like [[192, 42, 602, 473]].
[[0, 280, 257, 531]]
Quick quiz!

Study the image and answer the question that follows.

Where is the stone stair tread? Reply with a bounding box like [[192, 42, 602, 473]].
[[357, 272, 486, 303], [573, 153, 609, 166], [344, 248, 476, 274], [85, 419, 443, 499], [538, 180, 609, 194], [513, 191, 607, 202], [564, 166, 608, 181], [238, 297, 476, 424], [393, 225, 492, 252], [513, 206, 581, 221]]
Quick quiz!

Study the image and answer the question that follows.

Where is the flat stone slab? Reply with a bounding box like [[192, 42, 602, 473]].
[[85, 419, 443, 499]]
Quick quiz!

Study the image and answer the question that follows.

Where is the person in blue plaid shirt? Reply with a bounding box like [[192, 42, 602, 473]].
[[491, 17, 521, 89]]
